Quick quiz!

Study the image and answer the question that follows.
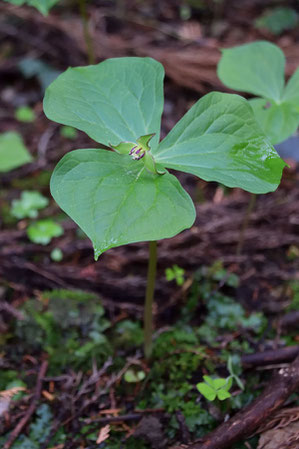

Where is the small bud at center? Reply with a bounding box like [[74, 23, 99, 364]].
[[129, 146, 145, 160]]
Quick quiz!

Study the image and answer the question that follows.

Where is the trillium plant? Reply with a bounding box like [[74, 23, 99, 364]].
[[44, 57, 285, 358]]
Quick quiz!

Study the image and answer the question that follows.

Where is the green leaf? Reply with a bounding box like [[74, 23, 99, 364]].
[[11, 191, 49, 219], [249, 98, 299, 145], [154, 92, 285, 193], [212, 378, 228, 390], [0, 131, 32, 172], [255, 7, 298, 35], [27, 219, 64, 245], [217, 41, 285, 102], [15, 105, 36, 123], [216, 389, 231, 401], [50, 149, 195, 259], [50, 248, 63, 262], [3, 0, 59, 15], [44, 58, 164, 150], [283, 67, 299, 107], [60, 125, 78, 140], [124, 369, 146, 383], [196, 382, 217, 401]]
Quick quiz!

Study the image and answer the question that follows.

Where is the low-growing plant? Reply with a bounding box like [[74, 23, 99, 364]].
[[217, 41, 299, 145], [165, 264, 185, 286], [0, 132, 32, 172], [60, 125, 78, 140], [197, 375, 233, 401], [50, 247, 63, 261], [44, 57, 285, 358], [15, 105, 36, 123], [11, 190, 49, 219], [27, 218, 64, 245]]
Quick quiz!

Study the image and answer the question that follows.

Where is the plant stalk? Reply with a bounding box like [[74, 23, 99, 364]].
[[236, 193, 256, 256], [144, 240, 157, 359], [78, 0, 95, 65]]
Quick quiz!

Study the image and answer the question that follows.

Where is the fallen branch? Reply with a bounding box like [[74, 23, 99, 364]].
[[3, 361, 48, 449], [174, 355, 299, 449], [241, 346, 299, 368]]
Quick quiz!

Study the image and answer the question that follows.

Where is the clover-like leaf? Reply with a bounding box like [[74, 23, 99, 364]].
[[11, 191, 49, 219], [197, 382, 217, 401], [0, 132, 32, 173], [154, 92, 285, 193], [217, 389, 231, 401], [217, 41, 299, 144], [27, 219, 64, 245], [44, 57, 164, 150], [50, 149, 195, 259]]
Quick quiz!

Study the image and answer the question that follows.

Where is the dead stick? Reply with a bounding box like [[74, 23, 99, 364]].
[[178, 355, 299, 449], [3, 361, 48, 449], [241, 346, 299, 368]]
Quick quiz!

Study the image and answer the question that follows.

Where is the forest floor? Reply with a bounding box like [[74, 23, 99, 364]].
[[0, 1, 298, 449]]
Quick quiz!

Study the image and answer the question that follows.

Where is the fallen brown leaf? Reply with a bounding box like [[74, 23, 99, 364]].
[[96, 424, 110, 444]]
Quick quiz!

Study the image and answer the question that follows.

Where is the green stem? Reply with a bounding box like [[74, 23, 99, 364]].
[[144, 240, 157, 359], [78, 0, 95, 65], [236, 193, 256, 256]]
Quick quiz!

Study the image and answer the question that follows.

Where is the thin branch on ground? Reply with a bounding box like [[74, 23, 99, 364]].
[[3, 361, 48, 449]]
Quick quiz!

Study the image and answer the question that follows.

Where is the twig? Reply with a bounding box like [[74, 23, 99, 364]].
[[241, 346, 299, 368], [176, 355, 299, 449], [3, 361, 48, 449]]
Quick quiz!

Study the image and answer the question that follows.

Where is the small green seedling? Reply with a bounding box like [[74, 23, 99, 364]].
[[0, 132, 32, 172], [60, 125, 78, 140], [197, 375, 233, 401], [124, 369, 146, 383], [218, 41, 299, 144], [4, 0, 59, 15], [50, 247, 63, 262], [15, 105, 36, 123], [165, 264, 185, 286], [11, 191, 49, 219], [27, 219, 64, 245], [44, 57, 285, 358], [227, 355, 244, 391]]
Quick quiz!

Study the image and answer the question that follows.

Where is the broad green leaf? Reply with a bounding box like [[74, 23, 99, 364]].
[[50, 149, 195, 259], [255, 7, 298, 35], [249, 98, 299, 145], [196, 382, 217, 401], [0, 131, 32, 172], [217, 41, 285, 102], [283, 67, 299, 107], [154, 93, 285, 194], [44, 58, 164, 150]]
